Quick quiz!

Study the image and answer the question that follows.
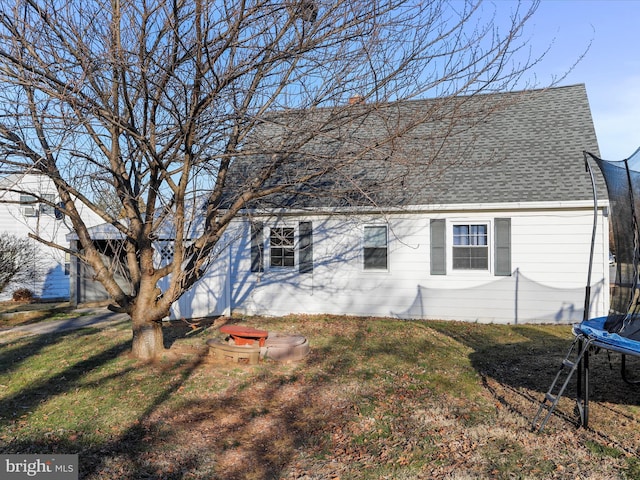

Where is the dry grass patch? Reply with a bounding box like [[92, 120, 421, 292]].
[[1, 315, 639, 479], [0, 301, 80, 328]]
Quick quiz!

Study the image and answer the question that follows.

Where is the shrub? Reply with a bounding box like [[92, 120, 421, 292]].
[[0, 233, 41, 295], [12, 288, 34, 302]]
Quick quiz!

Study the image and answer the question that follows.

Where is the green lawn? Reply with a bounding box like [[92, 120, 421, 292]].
[[1, 315, 639, 479]]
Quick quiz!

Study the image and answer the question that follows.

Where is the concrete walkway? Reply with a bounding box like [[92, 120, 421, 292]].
[[0, 307, 129, 343]]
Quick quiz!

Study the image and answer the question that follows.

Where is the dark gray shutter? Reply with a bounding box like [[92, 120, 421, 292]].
[[430, 219, 446, 275], [299, 221, 313, 273], [494, 218, 511, 276], [250, 222, 264, 273]]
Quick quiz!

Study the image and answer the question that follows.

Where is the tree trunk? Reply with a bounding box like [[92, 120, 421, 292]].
[[131, 314, 165, 361]]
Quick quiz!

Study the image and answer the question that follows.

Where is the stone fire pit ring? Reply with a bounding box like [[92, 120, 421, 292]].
[[206, 327, 309, 365]]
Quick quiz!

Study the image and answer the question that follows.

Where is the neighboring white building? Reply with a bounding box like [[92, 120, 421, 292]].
[[73, 84, 610, 324], [0, 173, 100, 301]]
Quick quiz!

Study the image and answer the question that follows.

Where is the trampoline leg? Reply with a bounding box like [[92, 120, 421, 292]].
[[576, 340, 586, 427], [621, 354, 640, 385], [577, 340, 582, 411], [575, 339, 590, 428], [583, 346, 590, 428]]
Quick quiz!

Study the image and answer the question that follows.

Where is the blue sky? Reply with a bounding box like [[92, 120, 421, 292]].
[[512, 0, 639, 160]]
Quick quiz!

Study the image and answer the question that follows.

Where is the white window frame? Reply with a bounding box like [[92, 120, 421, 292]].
[[269, 226, 296, 268], [363, 224, 389, 271], [451, 222, 490, 272], [20, 194, 38, 217], [39, 193, 56, 216]]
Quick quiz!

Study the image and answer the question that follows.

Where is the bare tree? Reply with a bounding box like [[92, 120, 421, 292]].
[[0, 233, 40, 296], [0, 0, 546, 359]]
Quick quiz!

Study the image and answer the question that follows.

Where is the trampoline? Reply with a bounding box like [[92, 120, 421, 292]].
[[532, 148, 640, 432]]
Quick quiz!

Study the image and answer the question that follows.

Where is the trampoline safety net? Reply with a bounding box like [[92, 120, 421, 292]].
[[590, 148, 640, 340]]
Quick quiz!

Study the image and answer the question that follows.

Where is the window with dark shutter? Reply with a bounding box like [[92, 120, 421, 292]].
[[250, 222, 264, 273], [494, 218, 511, 276], [452, 224, 488, 270], [430, 219, 446, 275], [270, 227, 295, 267], [299, 221, 313, 273]]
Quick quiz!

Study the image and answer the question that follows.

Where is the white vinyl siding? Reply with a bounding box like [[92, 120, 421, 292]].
[[221, 207, 607, 324]]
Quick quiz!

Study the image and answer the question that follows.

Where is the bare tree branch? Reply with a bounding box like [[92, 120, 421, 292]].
[[0, 0, 554, 359]]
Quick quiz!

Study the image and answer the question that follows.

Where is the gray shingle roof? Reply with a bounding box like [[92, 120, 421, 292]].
[[423, 84, 601, 205], [230, 84, 601, 209]]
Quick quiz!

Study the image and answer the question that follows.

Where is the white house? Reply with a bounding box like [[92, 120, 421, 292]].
[[0, 173, 101, 301], [73, 84, 610, 324]]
